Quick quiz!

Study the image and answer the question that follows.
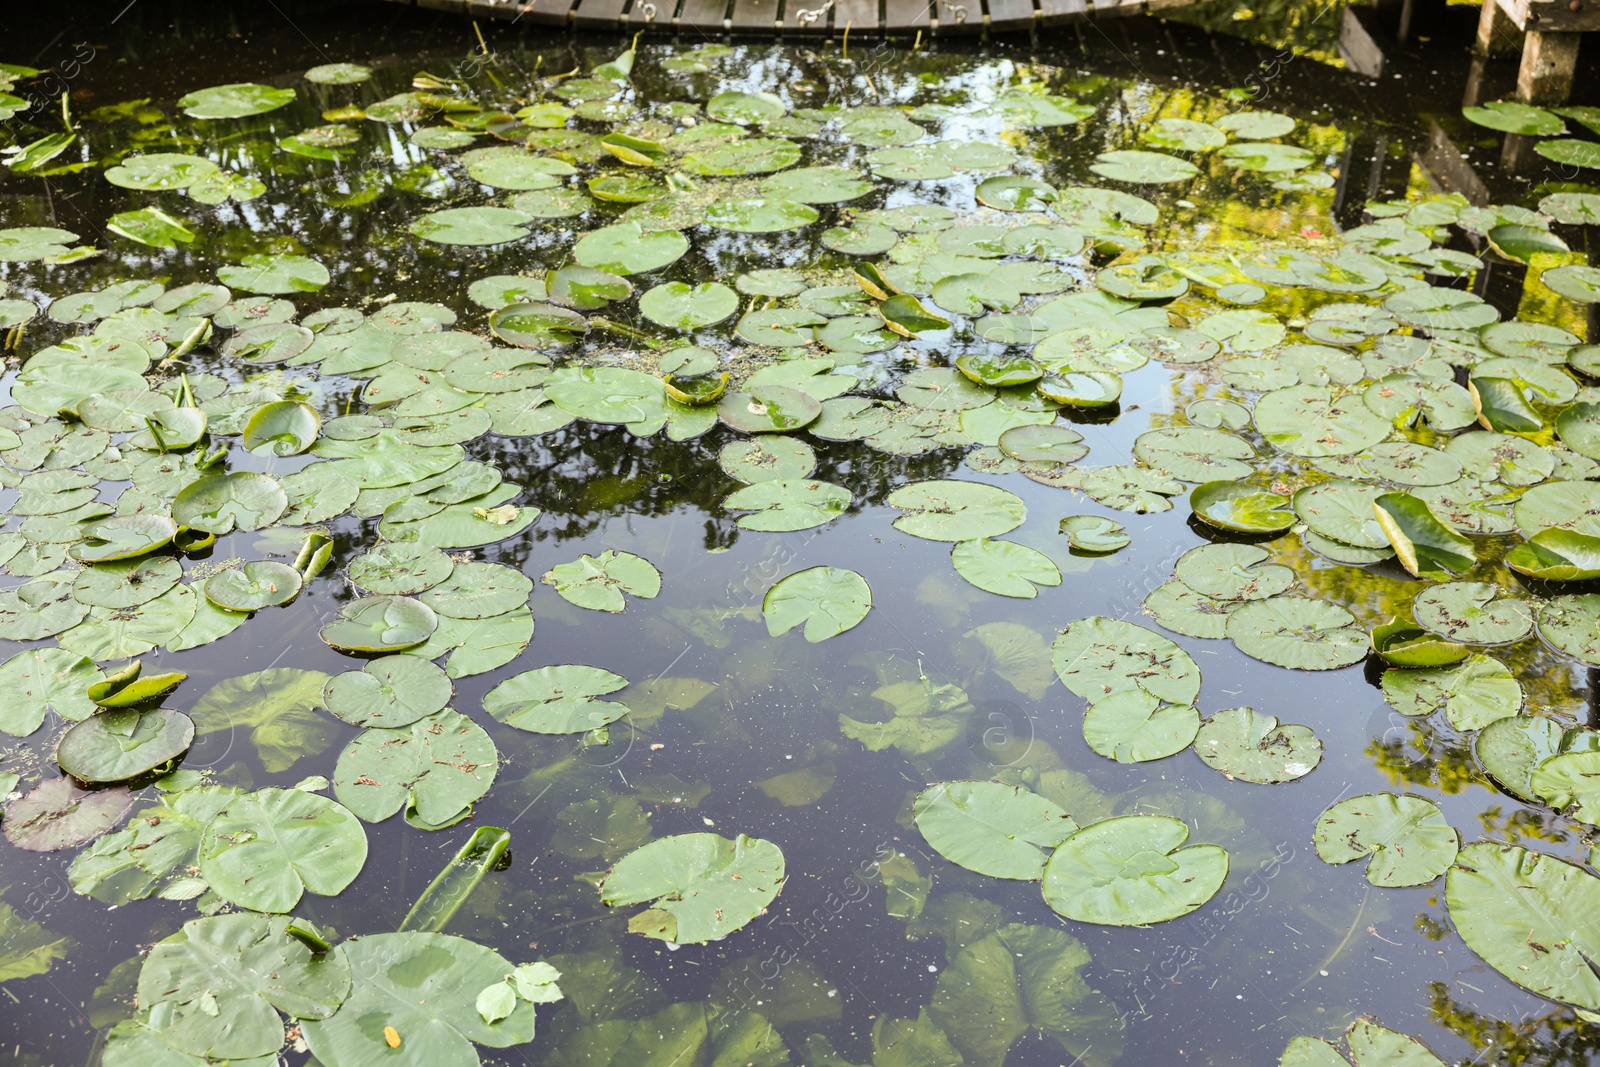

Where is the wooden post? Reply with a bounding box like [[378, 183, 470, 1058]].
[[1475, 0, 1521, 55], [1518, 30, 1582, 104]]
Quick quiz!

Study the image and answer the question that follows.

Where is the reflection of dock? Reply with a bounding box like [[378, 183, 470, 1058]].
[[380, 0, 1196, 34]]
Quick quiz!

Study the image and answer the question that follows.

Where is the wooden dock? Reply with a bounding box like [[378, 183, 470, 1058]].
[[382, 0, 1194, 36]]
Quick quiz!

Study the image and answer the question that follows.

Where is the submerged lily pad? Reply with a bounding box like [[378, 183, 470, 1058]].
[[600, 833, 786, 944], [1041, 815, 1227, 925], [3, 777, 132, 851]]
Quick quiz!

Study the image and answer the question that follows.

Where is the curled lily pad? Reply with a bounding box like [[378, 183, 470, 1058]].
[[1314, 793, 1458, 887], [204, 561, 303, 611], [955, 354, 1043, 388], [1537, 594, 1600, 665], [1037, 371, 1122, 407], [324, 656, 452, 728], [1507, 529, 1600, 581], [725, 478, 850, 532], [1082, 688, 1201, 764], [69, 514, 179, 562], [56, 708, 194, 784], [1383, 654, 1522, 730], [1374, 492, 1475, 578], [334, 709, 497, 828], [1195, 705, 1323, 782], [173, 472, 287, 534], [879, 295, 951, 337], [1412, 581, 1531, 645], [3, 777, 132, 851], [541, 550, 660, 613], [319, 595, 438, 652], [1052, 616, 1201, 706], [888, 480, 1025, 542], [240, 401, 320, 456], [198, 787, 367, 913], [1190, 481, 1294, 534], [913, 781, 1077, 880], [1227, 597, 1367, 671], [950, 538, 1061, 599], [1042, 815, 1227, 925], [600, 833, 786, 944], [1059, 515, 1129, 552], [763, 566, 871, 642], [1370, 618, 1470, 668], [87, 660, 186, 707]]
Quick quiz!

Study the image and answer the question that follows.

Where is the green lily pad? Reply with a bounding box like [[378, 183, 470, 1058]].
[[334, 708, 497, 828], [204, 561, 303, 611], [1082, 688, 1201, 764], [1538, 594, 1600, 665], [1194, 705, 1323, 782], [0, 648, 101, 734], [217, 254, 329, 295], [86, 660, 185, 707], [545, 367, 663, 423], [1373, 492, 1476, 578], [135, 914, 350, 1061], [416, 562, 530, 620], [1370, 619, 1470, 668], [888, 480, 1025, 541], [301, 932, 537, 1066], [718, 436, 815, 483], [178, 83, 296, 119], [680, 137, 801, 176], [1134, 426, 1255, 482], [409, 206, 535, 246], [950, 538, 1061, 598], [1313, 793, 1458, 887], [1090, 150, 1199, 184], [1190, 481, 1295, 534], [1059, 515, 1130, 552], [1412, 581, 1531, 645], [56, 708, 194, 784], [639, 282, 739, 330], [349, 542, 454, 595], [703, 197, 818, 233], [541, 550, 660, 613], [1463, 99, 1566, 134], [1173, 543, 1294, 600], [763, 566, 872, 642], [461, 146, 574, 189], [1255, 386, 1392, 456], [1507, 528, 1600, 580], [1036, 371, 1122, 407], [724, 478, 851, 532], [241, 401, 320, 456], [1042, 815, 1227, 925], [1383, 653, 1522, 730], [1226, 597, 1368, 670], [70, 515, 180, 563], [955, 354, 1043, 388], [1445, 842, 1600, 1009], [998, 424, 1087, 465], [600, 832, 786, 944], [483, 663, 628, 734], [319, 595, 438, 652], [198, 787, 367, 913], [1052, 616, 1201, 706], [324, 656, 452, 728], [913, 782, 1077, 880]]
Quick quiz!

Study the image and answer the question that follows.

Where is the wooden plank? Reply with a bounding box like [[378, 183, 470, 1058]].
[[1037, 0, 1086, 24], [1476, 0, 1522, 53], [883, 0, 931, 32], [833, 0, 882, 32], [416, 0, 472, 11], [729, 0, 779, 29], [985, 0, 1035, 29], [1518, 29, 1583, 104], [571, 0, 628, 26], [1505, 0, 1600, 33], [1338, 6, 1385, 78], [675, 0, 729, 28]]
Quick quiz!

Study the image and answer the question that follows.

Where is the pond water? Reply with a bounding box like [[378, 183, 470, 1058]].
[[3, 3, 1600, 1066]]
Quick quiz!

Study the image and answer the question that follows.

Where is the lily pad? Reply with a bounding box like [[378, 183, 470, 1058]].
[[174, 472, 287, 534], [1538, 594, 1600, 665], [913, 781, 1077, 880], [3, 777, 132, 851], [1052, 616, 1201, 706], [725, 478, 850, 532], [1226, 597, 1368, 671], [541, 550, 660, 613], [1254, 386, 1392, 456], [888, 480, 1026, 541], [1373, 492, 1476, 578], [1314, 793, 1459, 887], [324, 656, 452, 728], [639, 282, 739, 330], [1190, 481, 1295, 534], [1059, 515, 1130, 552], [178, 83, 295, 119], [1082, 688, 1201, 764], [1412, 581, 1531, 645], [334, 709, 497, 828], [1194, 705, 1323, 782], [1507, 529, 1600, 581], [1041, 815, 1227, 925], [319, 595, 438, 652], [1370, 619, 1471, 669], [599, 833, 786, 944], [57, 709, 193, 783], [1383, 653, 1522, 730], [950, 538, 1061, 598], [483, 664, 629, 734], [0, 648, 101, 734], [204, 561, 302, 611], [1173, 543, 1294, 601], [1090, 150, 1199, 184], [198, 786, 367, 912], [763, 566, 872, 642]]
